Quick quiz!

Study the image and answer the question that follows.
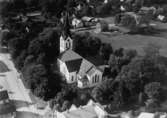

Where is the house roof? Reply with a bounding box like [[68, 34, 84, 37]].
[[65, 59, 83, 72], [63, 105, 97, 118], [78, 59, 94, 77], [0, 61, 10, 73], [0, 90, 9, 101], [26, 11, 42, 17], [138, 112, 154, 118], [60, 50, 100, 78], [59, 50, 82, 62], [86, 67, 97, 76]]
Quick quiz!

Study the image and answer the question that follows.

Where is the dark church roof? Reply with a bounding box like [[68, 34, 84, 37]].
[[65, 59, 83, 72], [59, 50, 96, 76]]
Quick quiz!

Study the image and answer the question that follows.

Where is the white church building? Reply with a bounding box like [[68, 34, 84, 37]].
[[58, 33, 103, 89]]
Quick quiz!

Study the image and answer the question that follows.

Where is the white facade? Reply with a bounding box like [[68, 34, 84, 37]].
[[60, 35, 73, 53], [78, 70, 103, 88], [58, 58, 103, 88], [55, 102, 107, 118], [58, 59, 78, 84], [89, 69, 103, 86]]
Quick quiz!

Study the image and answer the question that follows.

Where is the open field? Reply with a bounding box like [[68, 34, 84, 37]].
[[92, 32, 167, 57], [76, 17, 167, 57]]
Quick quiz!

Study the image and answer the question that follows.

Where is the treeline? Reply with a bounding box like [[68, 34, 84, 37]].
[[0, 0, 73, 100], [92, 43, 167, 112]]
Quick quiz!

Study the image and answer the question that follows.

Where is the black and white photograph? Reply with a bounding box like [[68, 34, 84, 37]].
[[0, 0, 167, 118]]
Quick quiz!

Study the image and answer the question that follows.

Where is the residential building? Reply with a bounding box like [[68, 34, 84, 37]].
[[58, 50, 103, 88], [55, 100, 108, 118]]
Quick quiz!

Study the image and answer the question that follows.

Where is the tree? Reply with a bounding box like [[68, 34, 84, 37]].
[[144, 82, 161, 100], [26, 64, 48, 99], [89, 36, 101, 55], [108, 49, 136, 78], [8, 37, 28, 59], [74, 33, 102, 57], [1, 30, 16, 47], [14, 50, 27, 70], [39, 0, 68, 18], [78, 93, 91, 105], [61, 100, 71, 111], [92, 79, 115, 103], [99, 43, 113, 63]]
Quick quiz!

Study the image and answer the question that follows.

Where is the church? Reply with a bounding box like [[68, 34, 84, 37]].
[[58, 12, 104, 89]]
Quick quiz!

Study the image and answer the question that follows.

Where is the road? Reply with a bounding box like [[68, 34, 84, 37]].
[[0, 52, 33, 107], [0, 29, 52, 117]]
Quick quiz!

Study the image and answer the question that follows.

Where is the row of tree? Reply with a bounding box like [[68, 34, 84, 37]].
[[92, 43, 167, 112], [0, 0, 72, 100]]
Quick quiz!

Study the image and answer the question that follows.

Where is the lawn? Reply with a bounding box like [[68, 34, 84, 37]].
[[76, 17, 167, 57], [92, 32, 167, 57]]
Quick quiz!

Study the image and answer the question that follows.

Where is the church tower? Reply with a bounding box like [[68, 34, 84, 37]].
[[60, 11, 73, 53]]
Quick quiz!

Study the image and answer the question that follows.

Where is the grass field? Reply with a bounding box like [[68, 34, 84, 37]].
[[76, 17, 167, 57]]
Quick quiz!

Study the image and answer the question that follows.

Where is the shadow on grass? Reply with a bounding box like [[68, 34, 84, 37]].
[[127, 27, 167, 37]]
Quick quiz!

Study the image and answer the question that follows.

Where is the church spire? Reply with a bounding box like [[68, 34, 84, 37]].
[[62, 11, 71, 38]]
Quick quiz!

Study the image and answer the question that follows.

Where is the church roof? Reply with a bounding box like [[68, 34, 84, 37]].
[[65, 59, 83, 72], [59, 50, 82, 62], [78, 59, 94, 77], [86, 67, 97, 76], [59, 50, 97, 77]]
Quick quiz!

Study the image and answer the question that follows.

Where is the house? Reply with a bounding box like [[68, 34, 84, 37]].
[[26, 11, 42, 17], [137, 112, 155, 118], [72, 18, 83, 28], [0, 90, 16, 118], [58, 50, 103, 88], [55, 100, 107, 118], [60, 33, 73, 53], [104, 0, 108, 4]]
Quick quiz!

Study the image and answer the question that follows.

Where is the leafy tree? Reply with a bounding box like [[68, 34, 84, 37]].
[[8, 37, 28, 59], [26, 64, 48, 99], [14, 50, 28, 70], [39, 0, 68, 18], [117, 56, 164, 96], [92, 79, 115, 103], [1, 30, 16, 47], [74, 33, 101, 57], [108, 49, 137, 78], [99, 43, 113, 63], [61, 100, 71, 111], [144, 82, 161, 100], [78, 93, 91, 105]]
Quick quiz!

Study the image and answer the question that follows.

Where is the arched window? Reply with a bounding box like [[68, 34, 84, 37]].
[[66, 38, 71, 49], [92, 76, 94, 83], [71, 75, 74, 81], [95, 75, 98, 83], [66, 41, 69, 49]]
